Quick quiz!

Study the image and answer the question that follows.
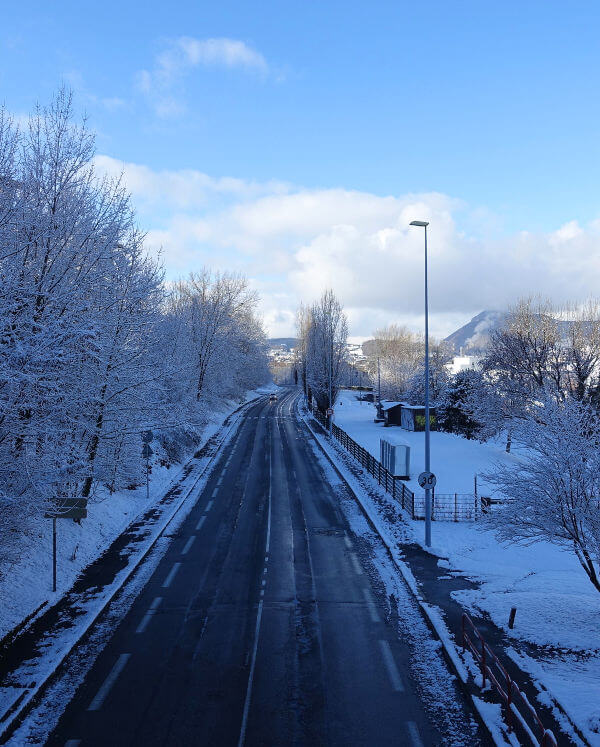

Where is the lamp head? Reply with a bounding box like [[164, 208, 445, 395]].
[[410, 220, 429, 227]]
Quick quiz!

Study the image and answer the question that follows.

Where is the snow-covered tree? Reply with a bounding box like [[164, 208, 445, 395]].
[[302, 290, 348, 413], [404, 340, 452, 406], [0, 89, 270, 561], [437, 369, 483, 438], [366, 324, 423, 399], [484, 394, 600, 594]]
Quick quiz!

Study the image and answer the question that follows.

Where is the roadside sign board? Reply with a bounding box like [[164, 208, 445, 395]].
[[326, 408, 334, 416], [418, 471, 437, 489], [142, 443, 154, 459], [45, 498, 87, 520], [142, 430, 154, 444]]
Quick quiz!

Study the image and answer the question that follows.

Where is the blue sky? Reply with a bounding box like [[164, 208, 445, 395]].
[[2, 1, 600, 338]]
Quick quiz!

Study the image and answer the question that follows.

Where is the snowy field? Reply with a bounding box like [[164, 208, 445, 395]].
[[334, 390, 518, 496], [0, 388, 276, 641], [332, 391, 600, 742]]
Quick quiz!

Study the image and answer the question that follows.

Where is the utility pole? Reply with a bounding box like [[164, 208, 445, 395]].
[[410, 220, 434, 547], [329, 319, 333, 435]]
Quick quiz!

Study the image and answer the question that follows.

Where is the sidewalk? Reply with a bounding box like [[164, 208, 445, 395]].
[[304, 410, 588, 747]]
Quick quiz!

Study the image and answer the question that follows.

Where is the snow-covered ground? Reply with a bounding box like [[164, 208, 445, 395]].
[[334, 390, 518, 496], [331, 391, 600, 743], [0, 388, 276, 641]]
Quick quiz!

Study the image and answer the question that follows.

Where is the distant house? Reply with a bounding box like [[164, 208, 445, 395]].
[[400, 405, 437, 432]]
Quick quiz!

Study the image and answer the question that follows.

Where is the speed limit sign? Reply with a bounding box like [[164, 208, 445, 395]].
[[418, 471, 437, 489]]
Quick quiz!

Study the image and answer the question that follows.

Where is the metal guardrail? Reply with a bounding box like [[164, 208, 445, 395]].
[[462, 613, 557, 746], [312, 408, 482, 522], [311, 407, 417, 517]]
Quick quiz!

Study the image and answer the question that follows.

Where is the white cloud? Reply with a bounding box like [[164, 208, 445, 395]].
[[95, 155, 600, 338], [136, 36, 269, 116]]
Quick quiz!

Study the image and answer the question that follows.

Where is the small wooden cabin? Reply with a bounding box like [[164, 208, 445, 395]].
[[400, 405, 437, 432], [381, 401, 406, 426]]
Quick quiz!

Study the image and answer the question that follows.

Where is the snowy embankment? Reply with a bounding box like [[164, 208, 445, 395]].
[[333, 391, 600, 743], [0, 386, 276, 641]]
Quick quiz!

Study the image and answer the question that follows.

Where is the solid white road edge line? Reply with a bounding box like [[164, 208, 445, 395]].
[[87, 653, 131, 711], [350, 552, 363, 575], [362, 588, 380, 623], [378, 640, 405, 692], [162, 562, 181, 589]]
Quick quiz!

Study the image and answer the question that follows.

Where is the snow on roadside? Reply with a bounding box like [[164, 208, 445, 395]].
[[329, 392, 600, 743], [0, 390, 268, 640], [334, 390, 518, 495]]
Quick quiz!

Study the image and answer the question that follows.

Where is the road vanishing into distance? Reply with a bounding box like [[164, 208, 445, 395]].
[[39, 389, 483, 746]]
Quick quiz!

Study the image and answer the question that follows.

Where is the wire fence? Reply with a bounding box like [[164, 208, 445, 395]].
[[311, 406, 480, 522]]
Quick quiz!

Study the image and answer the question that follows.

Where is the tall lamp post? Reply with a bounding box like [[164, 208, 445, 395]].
[[410, 220, 432, 547]]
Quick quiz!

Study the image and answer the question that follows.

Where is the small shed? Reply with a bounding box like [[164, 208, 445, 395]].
[[401, 405, 437, 432], [381, 401, 407, 427]]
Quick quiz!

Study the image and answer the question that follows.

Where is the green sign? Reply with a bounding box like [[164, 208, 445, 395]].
[[45, 498, 87, 520]]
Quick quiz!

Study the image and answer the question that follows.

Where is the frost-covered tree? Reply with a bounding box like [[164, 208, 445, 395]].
[[484, 395, 600, 594], [366, 324, 423, 399], [0, 90, 270, 561], [404, 340, 452, 406], [302, 290, 348, 413]]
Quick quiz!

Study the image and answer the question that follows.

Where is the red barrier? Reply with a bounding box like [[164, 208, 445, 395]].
[[462, 613, 557, 745]]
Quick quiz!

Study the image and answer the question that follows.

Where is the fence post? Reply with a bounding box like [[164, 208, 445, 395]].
[[481, 641, 487, 688]]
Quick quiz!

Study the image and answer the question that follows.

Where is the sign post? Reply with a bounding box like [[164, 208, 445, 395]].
[[142, 431, 154, 501], [52, 517, 57, 592], [45, 498, 88, 592]]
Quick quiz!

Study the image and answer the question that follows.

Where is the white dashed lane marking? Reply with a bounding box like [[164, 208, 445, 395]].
[[407, 721, 424, 747], [135, 596, 162, 634], [196, 516, 206, 531], [181, 535, 196, 555], [87, 653, 131, 711], [162, 562, 181, 589], [206, 499, 214, 512]]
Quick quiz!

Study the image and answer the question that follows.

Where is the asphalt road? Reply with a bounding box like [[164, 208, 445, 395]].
[[43, 389, 479, 746]]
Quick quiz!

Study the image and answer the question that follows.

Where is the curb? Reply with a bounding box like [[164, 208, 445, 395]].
[[299, 405, 511, 746], [0, 394, 264, 743], [301, 408, 589, 747]]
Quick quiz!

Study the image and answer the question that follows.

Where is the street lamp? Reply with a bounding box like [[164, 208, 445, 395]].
[[410, 219, 432, 547]]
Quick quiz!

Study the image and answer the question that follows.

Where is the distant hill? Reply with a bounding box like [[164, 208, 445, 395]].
[[268, 338, 298, 351], [444, 310, 507, 354]]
